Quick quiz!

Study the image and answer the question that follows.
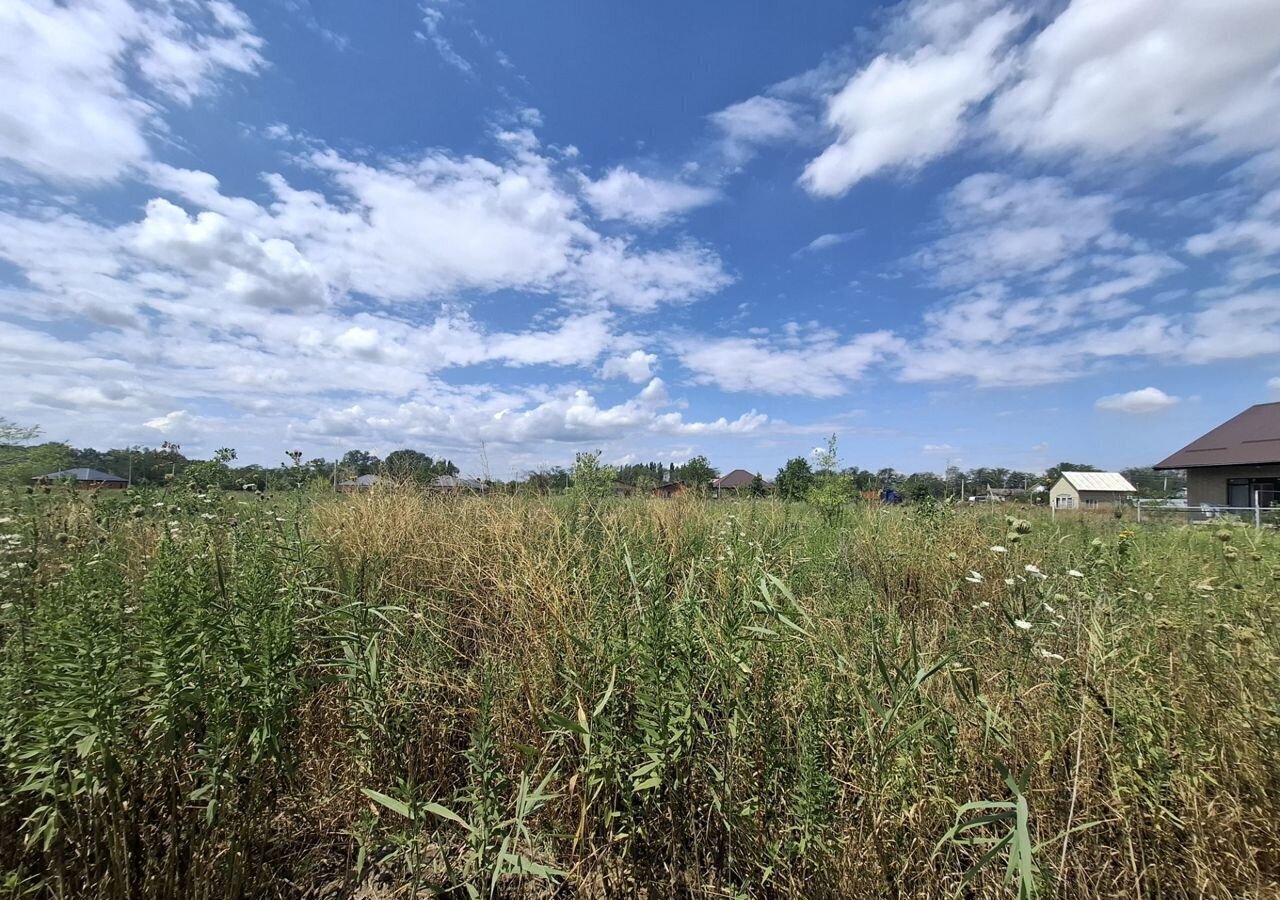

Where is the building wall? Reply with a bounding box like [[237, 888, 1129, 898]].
[[1186, 465, 1280, 506], [1049, 477, 1079, 508], [1076, 490, 1133, 506]]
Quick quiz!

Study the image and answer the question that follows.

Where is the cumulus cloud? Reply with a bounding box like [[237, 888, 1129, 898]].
[[134, 198, 330, 310], [1095, 387, 1180, 414], [989, 0, 1280, 162], [0, 0, 263, 184], [600, 350, 658, 383], [581, 167, 718, 226], [801, 8, 1024, 196]]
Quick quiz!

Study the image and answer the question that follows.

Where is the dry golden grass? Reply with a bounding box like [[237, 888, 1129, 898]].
[[1, 487, 1277, 898]]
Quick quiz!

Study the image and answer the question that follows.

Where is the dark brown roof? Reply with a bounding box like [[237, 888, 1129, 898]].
[[1154, 402, 1280, 469], [712, 469, 771, 489]]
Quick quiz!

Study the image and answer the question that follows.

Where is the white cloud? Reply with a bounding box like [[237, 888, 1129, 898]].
[[1095, 387, 1180, 414], [416, 4, 472, 74], [1269, 376, 1280, 392], [680, 329, 902, 397], [801, 9, 1023, 196], [144, 409, 201, 433], [989, 0, 1280, 162], [600, 350, 658, 383], [581, 167, 718, 226], [134, 198, 330, 310], [922, 443, 956, 453], [710, 96, 803, 163], [795, 231, 862, 255], [0, 0, 263, 184], [918, 173, 1122, 286], [1185, 188, 1280, 285]]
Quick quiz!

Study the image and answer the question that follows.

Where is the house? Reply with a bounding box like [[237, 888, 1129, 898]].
[[1154, 402, 1280, 508], [1049, 471, 1137, 509], [430, 474, 487, 493], [33, 468, 128, 490], [611, 481, 635, 498], [337, 474, 380, 493], [711, 469, 772, 496], [654, 481, 685, 499]]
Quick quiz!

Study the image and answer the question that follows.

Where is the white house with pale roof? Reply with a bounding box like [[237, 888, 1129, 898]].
[[1049, 471, 1137, 509]]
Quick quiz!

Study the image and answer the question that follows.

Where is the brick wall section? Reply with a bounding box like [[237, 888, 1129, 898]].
[[1186, 465, 1280, 506]]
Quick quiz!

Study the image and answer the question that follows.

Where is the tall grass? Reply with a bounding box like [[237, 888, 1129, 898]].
[[0, 487, 1276, 897]]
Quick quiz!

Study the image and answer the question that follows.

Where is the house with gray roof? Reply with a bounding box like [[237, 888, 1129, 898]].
[[1049, 471, 1137, 509], [34, 468, 128, 490]]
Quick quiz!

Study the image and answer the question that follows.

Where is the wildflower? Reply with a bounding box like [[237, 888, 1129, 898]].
[[1037, 648, 1065, 661], [1215, 528, 1233, 542], [991, 545, 1007, 554], [1005, 578, 1016, 586], [0, 516, 11, 524], [1014, 618, 1032, 630], [1223, 546, 1239, 561], [1024, 564, 1046, 578], [200, 513, 216, 520], [965, 570, 983, 583], [1068, 569, 1084, 578]]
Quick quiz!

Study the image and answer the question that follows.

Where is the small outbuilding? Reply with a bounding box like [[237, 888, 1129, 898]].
[[33, 468, 128, 490], [654, 481, 685, 499], [337, 474, 380, 493], [429, 474, 487, 493], [1154, 402, 1279, 508], [1049, 471, 1137, 509]]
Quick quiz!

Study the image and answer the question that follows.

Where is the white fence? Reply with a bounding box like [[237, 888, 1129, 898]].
[[1136, 493, 1280, 528]]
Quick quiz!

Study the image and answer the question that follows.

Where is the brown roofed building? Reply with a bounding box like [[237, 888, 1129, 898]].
[[1154, 402, 1280, 508], [711, 469, 772, 496]]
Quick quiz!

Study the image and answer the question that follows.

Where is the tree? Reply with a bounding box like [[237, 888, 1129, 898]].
[[750, 472, 768, 497], [775, 457, 814, 500], [679, 455, 718, 491], [0, 419, 73, 485], [1122, 466, 1185, 498], [903, 471, 945, 501], [808, 435, 855, 524], [569, 450, 616, 500]]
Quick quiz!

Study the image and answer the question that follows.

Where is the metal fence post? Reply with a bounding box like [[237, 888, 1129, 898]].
[[1256, 490, 1262, 529]]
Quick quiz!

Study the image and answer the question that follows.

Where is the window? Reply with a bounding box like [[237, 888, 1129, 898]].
[[1229, 478, 1279, 508], [1055, 495, 1074, 509]]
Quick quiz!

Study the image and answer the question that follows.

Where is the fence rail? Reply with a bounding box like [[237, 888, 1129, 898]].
[[1135, 498, 1280, 528]]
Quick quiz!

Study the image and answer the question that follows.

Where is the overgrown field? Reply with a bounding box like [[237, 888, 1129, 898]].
[[0, 488, 1277, 899]]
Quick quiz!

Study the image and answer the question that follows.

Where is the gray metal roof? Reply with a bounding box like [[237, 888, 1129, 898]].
[[35, 468, 127, 483], [1058, 471, 1137, 492], [1155, 402, 1280, 469], [430, 475, 485, 489]]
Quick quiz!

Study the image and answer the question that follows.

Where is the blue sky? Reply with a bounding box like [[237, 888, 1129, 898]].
[[2, 0, 1279, 480]]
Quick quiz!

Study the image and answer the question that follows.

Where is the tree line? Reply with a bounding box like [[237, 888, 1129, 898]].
[[2, 417, 1185, 499]]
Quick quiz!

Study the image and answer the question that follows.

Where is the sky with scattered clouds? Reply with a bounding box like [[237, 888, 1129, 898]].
[[2, 0, 1279, 479]]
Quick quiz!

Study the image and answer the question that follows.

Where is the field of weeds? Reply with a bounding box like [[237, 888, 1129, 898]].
[[0, 486, 1277, 899]]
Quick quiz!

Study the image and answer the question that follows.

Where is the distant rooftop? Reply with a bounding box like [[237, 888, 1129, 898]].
[[1155, 402, 1280, 469], [1059, 471, 1137, 492], [34, 468, 127, 483], [712, 469, 771, 489]]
